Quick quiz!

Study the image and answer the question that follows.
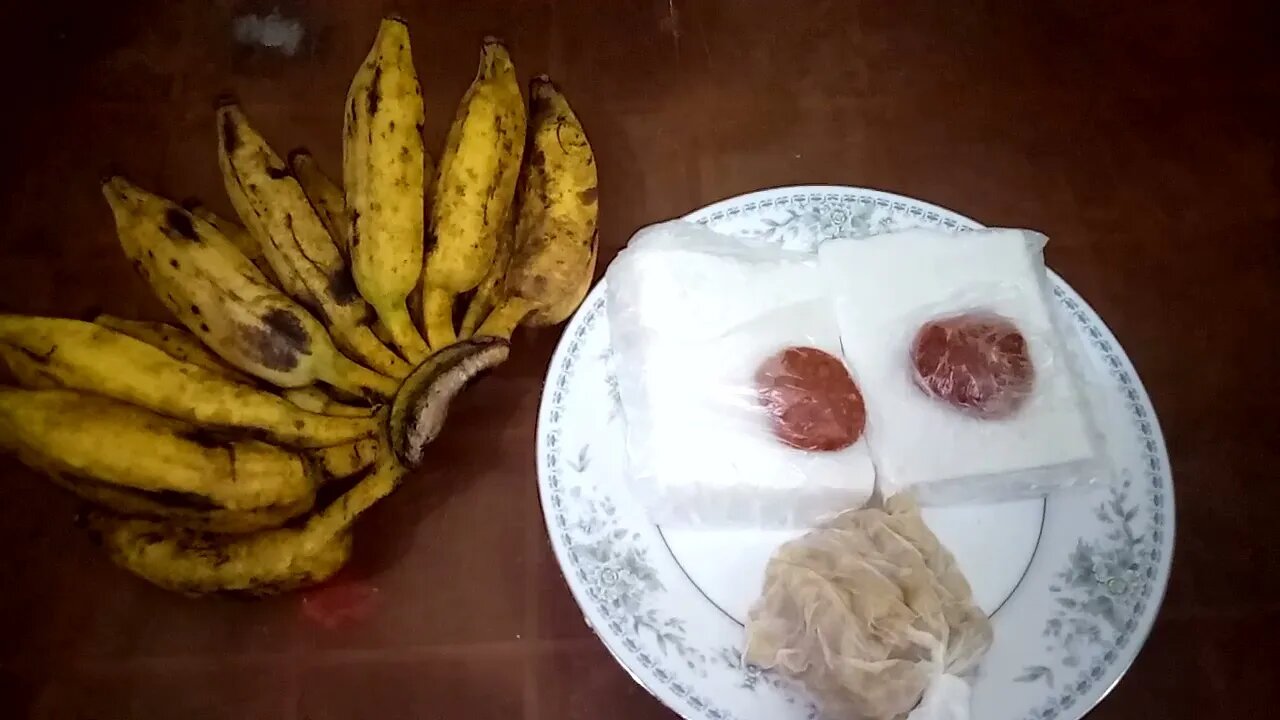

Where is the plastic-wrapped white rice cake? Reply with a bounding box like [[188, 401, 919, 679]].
[[606, 221, 876, 528], [817, 227, 1102, 505]]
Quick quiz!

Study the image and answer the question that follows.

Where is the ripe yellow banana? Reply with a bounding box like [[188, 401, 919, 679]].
[[52, 439, 377, 533], [476, 77, 598, 339], [0, 389, 315, 511], [343, 18, 432, 362], [288, 150, 350, 259], [422, 38, 526, 349], [90, 451, 406, 596], [182, 200, 280, 287], [217, 104, 411, 379], [93, 314, 256, 384], [0, 315, 377, 447], [92, 516, 354, 597], [51, 472, 312, 534], [103, 176, 398, 400]]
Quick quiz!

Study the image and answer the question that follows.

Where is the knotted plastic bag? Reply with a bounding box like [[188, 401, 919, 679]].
[[744, 494, 993, 720]]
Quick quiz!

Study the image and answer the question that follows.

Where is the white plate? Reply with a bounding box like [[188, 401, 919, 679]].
[[537, 186, 1173, 720]]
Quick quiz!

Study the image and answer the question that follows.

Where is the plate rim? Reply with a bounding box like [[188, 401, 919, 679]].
[[535, 184, 1175, 720]]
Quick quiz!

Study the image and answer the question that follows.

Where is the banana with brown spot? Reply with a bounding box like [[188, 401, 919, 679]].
[[217, 103, 411, 379], [102, 176, 398, 400], [89, 451, 406, 596], [0, 315, 378, 447], [0, 389, 316, 512], [343, 17, 432, 362], [476, 78, 598, 338], [93, 314, 257, 384], [421, 38, 526, 349]]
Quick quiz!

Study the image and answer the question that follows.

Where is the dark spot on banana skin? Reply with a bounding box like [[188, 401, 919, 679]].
[[529, 275, 548, 296], [242, 308, 311, 372], [367, 66, 382, 116], [221, 114, 239, 152], [578, 186, 598, 205], [349, 210, 361, 248], [191, 304, 201, 316], [327, 269, 360, 305], [345, 103, 360, 138], [179, 427, 237, 450], [170, 259, 180, 269], [200, 323, 210, 333], [164, 209, 199, 241], [14, 344, 56, 364]]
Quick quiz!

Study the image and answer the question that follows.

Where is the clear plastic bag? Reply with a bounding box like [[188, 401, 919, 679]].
[[744, 494, 993, 720], [817, 228, 1107, 505], [605, 221, 877, 528]]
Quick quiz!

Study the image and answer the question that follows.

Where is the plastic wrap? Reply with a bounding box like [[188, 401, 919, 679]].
[[744, 494, 992, 720], [605, 221, 877, 528], [817, 228, 1106, 505]]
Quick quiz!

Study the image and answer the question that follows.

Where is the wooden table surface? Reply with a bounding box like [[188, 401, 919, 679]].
[[0, 1, 1275, 718]]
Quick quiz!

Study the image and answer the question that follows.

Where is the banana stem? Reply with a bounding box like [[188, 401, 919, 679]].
[[423, 287, 460, 348], [301, 453, 406, 550], [474, 298, 535, 341]]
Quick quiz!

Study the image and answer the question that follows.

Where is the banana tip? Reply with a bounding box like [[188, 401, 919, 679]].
[[287, 148, 314, 165], [100, 174, 129, 197], [213, 93, 240, 111]]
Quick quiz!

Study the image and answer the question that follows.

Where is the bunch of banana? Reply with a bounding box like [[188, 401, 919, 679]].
[[0, 17, 595, 597]]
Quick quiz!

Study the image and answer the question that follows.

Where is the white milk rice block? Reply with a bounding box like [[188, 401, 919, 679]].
[[606, 221, 876, 527], [817, 227, 1103, 504]]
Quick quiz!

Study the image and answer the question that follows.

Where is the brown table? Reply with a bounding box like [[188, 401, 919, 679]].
[[0, 1, 1275, 718]]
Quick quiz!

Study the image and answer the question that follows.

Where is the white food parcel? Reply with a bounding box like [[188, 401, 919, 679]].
[[818, 227, 1104, 505], [606, 221, 876, 528]]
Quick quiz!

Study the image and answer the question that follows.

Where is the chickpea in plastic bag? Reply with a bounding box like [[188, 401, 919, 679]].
[[744, 494, 992, 720]]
